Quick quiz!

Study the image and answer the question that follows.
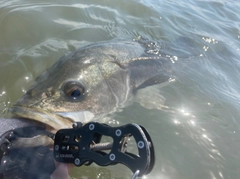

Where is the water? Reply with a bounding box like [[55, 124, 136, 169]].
[[0, 0, 240, 178]]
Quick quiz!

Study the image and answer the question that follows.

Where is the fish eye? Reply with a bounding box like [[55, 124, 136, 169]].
[[62, 81, 85, 100]]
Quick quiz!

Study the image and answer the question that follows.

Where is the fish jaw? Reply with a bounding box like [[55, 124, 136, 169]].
[[10, 106, 95, 132]]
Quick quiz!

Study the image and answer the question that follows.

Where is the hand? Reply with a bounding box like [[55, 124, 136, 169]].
[[51, 162, 72, 179]]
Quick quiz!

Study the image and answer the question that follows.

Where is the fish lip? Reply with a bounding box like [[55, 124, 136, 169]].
[[10, 106, 96, 132], [56, 111, 95, 124], [10, 106, 74, 131]]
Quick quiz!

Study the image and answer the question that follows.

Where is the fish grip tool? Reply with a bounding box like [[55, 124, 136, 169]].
[[53, 122, 155, 178]]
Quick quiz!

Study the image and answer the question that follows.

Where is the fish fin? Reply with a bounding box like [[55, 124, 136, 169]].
[[135, 86, 169, 110], [134, 74, 172, 92]]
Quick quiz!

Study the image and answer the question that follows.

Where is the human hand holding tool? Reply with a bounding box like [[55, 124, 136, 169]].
[[0, 121, 155, 179]]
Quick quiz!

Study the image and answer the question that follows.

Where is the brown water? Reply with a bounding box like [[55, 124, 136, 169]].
[[1, 0, 240, 178]]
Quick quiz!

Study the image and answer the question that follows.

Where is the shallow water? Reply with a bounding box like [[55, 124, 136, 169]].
[[0, 0, 240, 178]]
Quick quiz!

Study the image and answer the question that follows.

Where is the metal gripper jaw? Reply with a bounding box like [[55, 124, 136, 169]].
[[53, 122, 155, 178]]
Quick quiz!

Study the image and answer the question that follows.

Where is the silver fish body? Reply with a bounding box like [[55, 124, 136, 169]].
[[11, 39, 176, 132]]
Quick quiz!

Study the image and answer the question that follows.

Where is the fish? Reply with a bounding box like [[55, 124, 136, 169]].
[[10, 38, 178, 133]]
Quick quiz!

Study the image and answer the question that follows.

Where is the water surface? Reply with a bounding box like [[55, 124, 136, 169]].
[[0, 0, 240, 178]]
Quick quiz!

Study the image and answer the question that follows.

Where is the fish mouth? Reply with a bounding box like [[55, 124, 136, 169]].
[[10, 106, 95, 132]]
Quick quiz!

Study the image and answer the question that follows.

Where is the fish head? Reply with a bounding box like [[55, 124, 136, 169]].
[[11, 41, 142, 131], [11, 39, 175, 132]]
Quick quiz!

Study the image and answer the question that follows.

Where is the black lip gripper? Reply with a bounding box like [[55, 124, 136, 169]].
[[53, 122, 155, 177]]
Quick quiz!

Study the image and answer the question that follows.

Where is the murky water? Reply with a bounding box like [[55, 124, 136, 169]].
[[1, 0, 240, 178]]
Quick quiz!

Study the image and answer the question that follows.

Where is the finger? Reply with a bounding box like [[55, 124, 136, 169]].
[[50, 163, 70, 179]]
